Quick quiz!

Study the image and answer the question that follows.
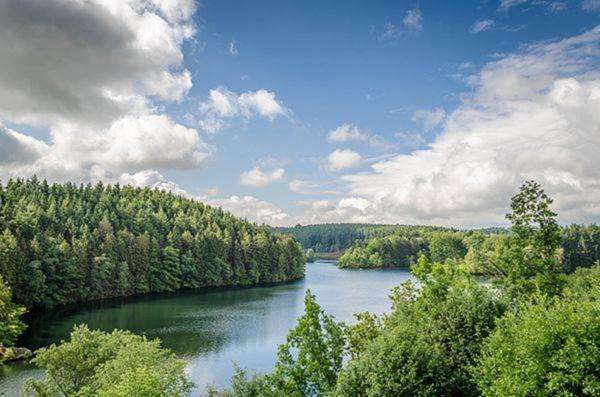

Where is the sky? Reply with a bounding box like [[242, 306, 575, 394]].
[[0, 0, 599, 227]]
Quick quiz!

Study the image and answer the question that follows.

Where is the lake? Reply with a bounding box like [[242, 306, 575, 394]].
[[0, 261, 413, 395]]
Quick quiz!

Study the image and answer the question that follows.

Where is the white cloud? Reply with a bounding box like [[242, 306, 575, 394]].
[[328, 26, 600, 227], [583, 0, 600, 10], [380, 22, 400, 41], [298, 199, 335, 212], [114, 169, 290, 226], [0, 124, 49, 165], [0, 0, 209, 185], [470, 19, 495, 33], [403, 8, 423, 31], [498, 0, 566, 13], [498, 0, 529, 11], [395, 131, 427, 147], [289, 179, 318, 194], [115, 170, 289, 226], [328, 124, 369, 142], [240, 166, 285, 187], [198, 87, 288, 133], [92, 115, 213, 171], [546, 2, 567, 12], [0, 0, 194, 127], [412, 108, 447, 130], [379, 8, 422, 41], [229, 41, 238, 55], [327, 149, 362, 172], [208, 195, 289, 225], [119, 169, 189, 196]]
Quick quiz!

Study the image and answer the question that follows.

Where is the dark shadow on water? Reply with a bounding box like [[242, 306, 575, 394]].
[[19, 277, 306, 355]]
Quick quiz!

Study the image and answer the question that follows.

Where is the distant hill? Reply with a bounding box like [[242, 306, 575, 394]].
[[273, 223, 455, 253]]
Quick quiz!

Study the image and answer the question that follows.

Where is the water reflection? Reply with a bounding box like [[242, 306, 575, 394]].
[[1, 261, 412, 395]]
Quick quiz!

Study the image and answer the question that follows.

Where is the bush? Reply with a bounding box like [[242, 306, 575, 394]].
[[335, 258, 504, 396], [475, 288, 600, 396], [25, 325, 193, 396]]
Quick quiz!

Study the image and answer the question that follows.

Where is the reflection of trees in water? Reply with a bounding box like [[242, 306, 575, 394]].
[[18, 281, 305, 358]]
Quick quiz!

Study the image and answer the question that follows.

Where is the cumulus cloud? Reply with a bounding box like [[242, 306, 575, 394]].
[[198, 87, 288, 133], [327, 149, 362, 172], [288, 26, 600, 226], [0, 0, 194, 127], [412, 108, 447, 130], [0, 124, 49, 165], [328, 124, 369, 142], [119, 169, 189, 196], [0, 0, 211, 185], [240, 167, 285, 187], [403, 8, 423, 31], [321, 26, 600, 227], [114, 168, 290, 226], [115, 170, 289, 226], [470, 19, 495, 33], [208, 195, 289, 225]]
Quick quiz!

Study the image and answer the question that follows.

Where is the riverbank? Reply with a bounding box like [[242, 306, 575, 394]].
[[0, 346, 32, 363], [0, 261, 412, 396]]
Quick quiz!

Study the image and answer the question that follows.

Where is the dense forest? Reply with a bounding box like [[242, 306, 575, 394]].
[[273, 223, 451, 253], [337, 224, 600, 272], [0, 178, 305, 310], [17, 181, 600, 396]]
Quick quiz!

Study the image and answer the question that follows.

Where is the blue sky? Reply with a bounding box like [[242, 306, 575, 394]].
[[1, 0, 599, 226]]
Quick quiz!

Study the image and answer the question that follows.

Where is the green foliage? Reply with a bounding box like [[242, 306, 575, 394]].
[[304, 248, 315, 263], [208, 291, 347, 397], [462, 233, 513, 274], [506, 180, 562, 258], [216, 181, 600, 397], [494, 180, 566, 299], [335, 321, 447, 397], [269, 290, 346, 396], [0, 275, 26, 351], [206, 366, 270, 397], [475, 288, 600, 396], [25, 325, 193, 397], [335, 258, 504, 397], [274, 223, 449, 253], [0, 178, 305, 309], [338, 234, 427, 269], [562, 224, 600, 273], [429, 231, 467, 263], [344, 312, 382, 359]]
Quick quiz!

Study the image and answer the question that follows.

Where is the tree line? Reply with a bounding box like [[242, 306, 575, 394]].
[[0, 178, 305, 312], [337, 223, 600, 273], [19, 180, 600, 396], [273, 223, 453, 253]]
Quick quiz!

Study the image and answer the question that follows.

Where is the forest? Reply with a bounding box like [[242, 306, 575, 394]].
[[274, 223, 451, 253], [5, 180, 599, 396], [0, 178, 305, 310], [337, 224, 600, 273]]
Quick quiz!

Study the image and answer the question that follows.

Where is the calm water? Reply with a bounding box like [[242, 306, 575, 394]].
[[0, 261, 412, 395]]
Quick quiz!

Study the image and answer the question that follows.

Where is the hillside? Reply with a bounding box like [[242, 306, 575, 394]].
[[0, 178, 305, 309]]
